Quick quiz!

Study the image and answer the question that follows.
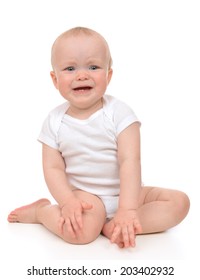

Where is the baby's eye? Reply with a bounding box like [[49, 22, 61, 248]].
[[89, 65, 99, 70], [64, 66, 75, 71]]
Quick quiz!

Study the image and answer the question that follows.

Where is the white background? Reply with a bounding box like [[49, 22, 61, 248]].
[[0, 0, 199, 278]]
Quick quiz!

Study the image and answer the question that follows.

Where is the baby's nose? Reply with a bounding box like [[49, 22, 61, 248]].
[[76, 69, 89, 80]]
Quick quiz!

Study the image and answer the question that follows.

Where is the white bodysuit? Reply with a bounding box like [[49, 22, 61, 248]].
[[38, 95, 140, 218]]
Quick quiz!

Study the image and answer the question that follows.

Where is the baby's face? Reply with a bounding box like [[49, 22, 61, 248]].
[[51, 34, 112, 114]]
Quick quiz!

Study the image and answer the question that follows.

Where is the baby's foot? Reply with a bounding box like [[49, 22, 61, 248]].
[[102, 219, 125, 248], [7, 199, 50, 224]]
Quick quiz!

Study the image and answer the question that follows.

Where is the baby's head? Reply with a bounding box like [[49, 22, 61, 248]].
[[51, 26, 113, 71], [50, 27, 113, 113]]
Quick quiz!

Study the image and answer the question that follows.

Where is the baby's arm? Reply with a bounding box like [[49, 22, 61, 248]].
[[111, 122, 142, 247], [42, 144, 92, 238]]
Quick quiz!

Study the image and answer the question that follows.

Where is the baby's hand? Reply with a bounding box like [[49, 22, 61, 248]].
[[59, 196, 93, 238], [111, 208, 142, 248]]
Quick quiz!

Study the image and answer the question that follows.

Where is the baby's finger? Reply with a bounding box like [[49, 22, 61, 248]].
[[122, 226, 130, 248], [81, 201, 93, 210], [128, 224, 136, 247], [58, 217, 65, 234], [74, 210, 83, 229], [70, 212, 83, 235], [110, 225, 121, 243], [65, 217, 76, 238], [134, 220, 143, 234]]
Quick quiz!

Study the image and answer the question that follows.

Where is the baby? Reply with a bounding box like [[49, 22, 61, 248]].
[[8, 27, 190, 248]]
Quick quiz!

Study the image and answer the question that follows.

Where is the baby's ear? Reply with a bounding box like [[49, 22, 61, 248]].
[[107, 68, 113, 85], [50, 71, 58, 89]]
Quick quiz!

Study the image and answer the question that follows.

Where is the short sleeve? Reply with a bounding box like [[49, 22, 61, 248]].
[[38, 102, 68, 149], [38, 114, 59, 149], [112, 99, 140, 136]]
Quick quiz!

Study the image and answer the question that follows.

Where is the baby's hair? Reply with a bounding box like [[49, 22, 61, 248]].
[[51, 26, 113, 70]]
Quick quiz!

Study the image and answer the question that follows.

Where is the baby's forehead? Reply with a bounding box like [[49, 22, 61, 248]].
[[55, 32, 107, 49], [51, 29, 112, 69]]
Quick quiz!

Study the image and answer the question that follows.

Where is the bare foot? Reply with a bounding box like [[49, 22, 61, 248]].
[[7, 199, 50, 224], [102, 219, 125, 248]]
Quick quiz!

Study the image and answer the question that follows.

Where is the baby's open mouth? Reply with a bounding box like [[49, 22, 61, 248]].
[[74, 86, 92, 91]]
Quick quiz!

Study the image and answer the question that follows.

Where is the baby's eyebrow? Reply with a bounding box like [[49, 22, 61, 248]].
[[86, 57, 102, 63], [59, 60, 77, 69], [62, 60, 77, 65]]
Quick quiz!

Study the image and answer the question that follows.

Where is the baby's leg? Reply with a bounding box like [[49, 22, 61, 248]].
[[60, 190, 106, 244], [7, 191, 106, 245], [7, 199, 65, 237], [102, 187, 190, 247], [7, 199, 51, 223], [137, 186, 190, 233]]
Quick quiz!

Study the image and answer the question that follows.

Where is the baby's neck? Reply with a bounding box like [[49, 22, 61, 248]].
[[66, 99, 103, 120]]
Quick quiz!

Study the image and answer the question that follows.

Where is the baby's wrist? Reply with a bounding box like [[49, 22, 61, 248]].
[[118, 206, 138, 212], [58, 192, 75, 208]]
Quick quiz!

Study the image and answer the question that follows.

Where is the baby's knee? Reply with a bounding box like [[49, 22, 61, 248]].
[[59, 191, 106, 245], [60, 210, 105, 245], [180, 191, 190, 212], [61, 223, 101, 245], [173, 191, 190, 220]]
